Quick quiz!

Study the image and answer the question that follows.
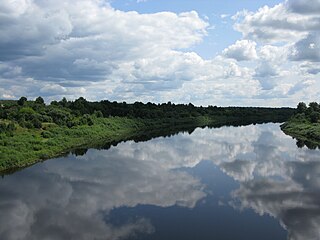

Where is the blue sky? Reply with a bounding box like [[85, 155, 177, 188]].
[[111, 0, 282, 58], [0, 0, 319, 106]]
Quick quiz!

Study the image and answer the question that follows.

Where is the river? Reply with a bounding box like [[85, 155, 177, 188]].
[[0, 123, 319, 240]]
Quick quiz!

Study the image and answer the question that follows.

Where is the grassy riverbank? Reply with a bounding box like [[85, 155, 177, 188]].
[[0, 97, 295, 172], [0, 116, 217, 171], [281, 120, 320, 147], [281, 102, 320, 148]]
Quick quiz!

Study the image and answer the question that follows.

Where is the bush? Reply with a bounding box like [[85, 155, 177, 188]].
[[310, 112, 320, 123], [25, 121, 34, 129], [0, 123, 6, 133], [94, 110, 104, 118], [32, 119, 42, 129], [41, 131, 54, 138], [7, 122, 16, 132]]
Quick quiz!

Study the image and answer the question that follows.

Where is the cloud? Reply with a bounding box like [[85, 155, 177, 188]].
[[220, 160, 256, 181], [0, 0, 319, 106], [0, 0, 210, 101], [222, 40, 257, 61], [0, 141, 206, 239], [286, 0, 320, 14], [2, 122, 320, 239], [300, 62, 320, 75], [232, 3, 317, 43], [290, 33, 320, 62]]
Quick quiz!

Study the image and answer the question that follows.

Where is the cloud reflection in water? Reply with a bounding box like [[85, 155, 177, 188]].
[[0, 123, 319, 240]]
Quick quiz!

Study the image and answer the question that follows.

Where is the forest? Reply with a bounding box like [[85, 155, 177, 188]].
[[0, 96, 295, 132]]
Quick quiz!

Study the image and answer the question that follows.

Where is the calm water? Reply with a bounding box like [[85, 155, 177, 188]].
[[1, 123, 320, 240]]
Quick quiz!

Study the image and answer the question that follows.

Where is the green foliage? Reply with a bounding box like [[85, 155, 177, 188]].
[[17, 97, 27, 106], [35, 96, 45, 105], [19, 107, 36, 115], [7, 122, 16, 132], [297, 102, 307, 113], [0, 122, 16, 134], [0, 96, 297, 172], [310, 112, 320, 123], [0, 123, 6, 133], [94, 110, 103, 118], [309, 102, 319, 112], [41, 131, 54, 138], [282, 101, 320, 149], [32, 118, 42, 129], [59, 97, 68, 107]]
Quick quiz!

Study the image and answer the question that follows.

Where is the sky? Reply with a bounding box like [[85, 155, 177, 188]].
[[0, 0, 319, 106]]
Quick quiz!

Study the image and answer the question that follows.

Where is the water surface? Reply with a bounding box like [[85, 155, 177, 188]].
[[1, 123, 319, 240]]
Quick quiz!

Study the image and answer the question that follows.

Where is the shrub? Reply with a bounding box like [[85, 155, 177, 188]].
[[7, 122, 16, 132], [0, 123, 6, 133], [310, 112, 320, 123], [41, 131, 54, 138], [32, 118, 42, 129]]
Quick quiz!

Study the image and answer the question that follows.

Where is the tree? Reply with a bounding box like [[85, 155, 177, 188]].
[[0, 123, 6, 133], [6, 122, 16, 132], [94, 110, 103, 118], [35, 96, 45, 105], [59, 97, 68, 107], [50, 100, 59, 106], [32, 118, 42, 129], [297, 102, 307, 113], [18, 97, 27, 106], [309, 102, 319, 112], [310, 111, 320, 123]]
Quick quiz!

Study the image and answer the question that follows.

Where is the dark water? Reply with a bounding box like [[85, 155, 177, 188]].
[[1, 123, 320, 240]]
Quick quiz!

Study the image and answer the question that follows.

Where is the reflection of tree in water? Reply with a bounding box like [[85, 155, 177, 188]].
[[295, 138, 319, 150]]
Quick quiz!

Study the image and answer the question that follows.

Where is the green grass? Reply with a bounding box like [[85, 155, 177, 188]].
[[0, 113, 293, 172], [0, 117, 139, 170], [0, 116, 220, 172], [281, 118, 320, 145]]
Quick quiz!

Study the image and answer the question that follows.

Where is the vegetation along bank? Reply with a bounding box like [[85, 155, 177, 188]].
[[281, 102, 320, 149], [0, 96, 295, 172]]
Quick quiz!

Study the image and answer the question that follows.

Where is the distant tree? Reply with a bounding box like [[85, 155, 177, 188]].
[[59, 97, 68, 107], [18, 97, 27, 106], [50, 100, 59, 106], [19, 107, 36, 121], [35, 96, 45, 105], [310, 111, 320, 123], [309, 102, 319, 112], [71, 97, 89, 114], [297, 102, 307, 113]]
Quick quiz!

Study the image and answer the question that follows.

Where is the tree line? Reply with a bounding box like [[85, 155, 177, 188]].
[[296, 102, 320, 123], [0, 96, 295, 133]]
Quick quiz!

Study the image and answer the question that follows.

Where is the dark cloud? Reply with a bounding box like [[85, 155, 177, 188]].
[[290, 33, 320, 62], [287, 0, 320, 14]]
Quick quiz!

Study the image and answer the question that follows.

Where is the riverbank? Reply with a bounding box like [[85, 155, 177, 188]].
[[0, 97, 295, 172], [281, 120, 320, 147], [0, 116, 218, 172]]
